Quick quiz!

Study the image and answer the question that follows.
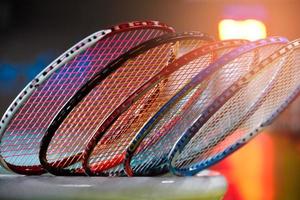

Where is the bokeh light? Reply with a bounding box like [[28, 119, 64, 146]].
[[219, 19, 267, 41]]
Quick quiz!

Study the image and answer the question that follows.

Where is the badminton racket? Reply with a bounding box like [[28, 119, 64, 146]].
[[0, 20, 174, 175]]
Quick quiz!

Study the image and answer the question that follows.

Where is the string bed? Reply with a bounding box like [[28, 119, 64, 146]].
[[40, 33, 214, 176], [168, 39, 300, 176], [0, 21, 173, 175], [83, 38, 222, 176], [124, 37, 288, 176]]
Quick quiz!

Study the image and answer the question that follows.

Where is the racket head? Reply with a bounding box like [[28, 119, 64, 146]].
[[167, 38, 297, 176], [0, 20, 174, 175], [81, 35, 224, 176], [125, 37, 287, 176], [39, 32, 214, 176], [122, 39, 254, 176]]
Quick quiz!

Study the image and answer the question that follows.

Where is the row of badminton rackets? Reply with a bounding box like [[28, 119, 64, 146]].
[[0, 20, 299, 176]]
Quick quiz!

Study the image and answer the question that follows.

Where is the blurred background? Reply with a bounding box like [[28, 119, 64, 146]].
[[0, 0, 300, 199]]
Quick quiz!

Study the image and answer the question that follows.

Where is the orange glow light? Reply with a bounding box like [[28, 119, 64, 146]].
[[219, 19, 267, 41]]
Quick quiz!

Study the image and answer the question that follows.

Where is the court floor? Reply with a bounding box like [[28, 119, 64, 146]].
[[0, 170, 226, 200]]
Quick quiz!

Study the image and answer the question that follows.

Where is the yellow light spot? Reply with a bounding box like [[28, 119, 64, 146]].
[[219, 19, 267, 41]]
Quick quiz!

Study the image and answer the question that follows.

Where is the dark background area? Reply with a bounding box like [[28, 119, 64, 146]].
[[1, 1, 300, 199]]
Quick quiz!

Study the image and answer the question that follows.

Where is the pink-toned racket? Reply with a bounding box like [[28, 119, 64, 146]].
[[0, 21, 174, 175]]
